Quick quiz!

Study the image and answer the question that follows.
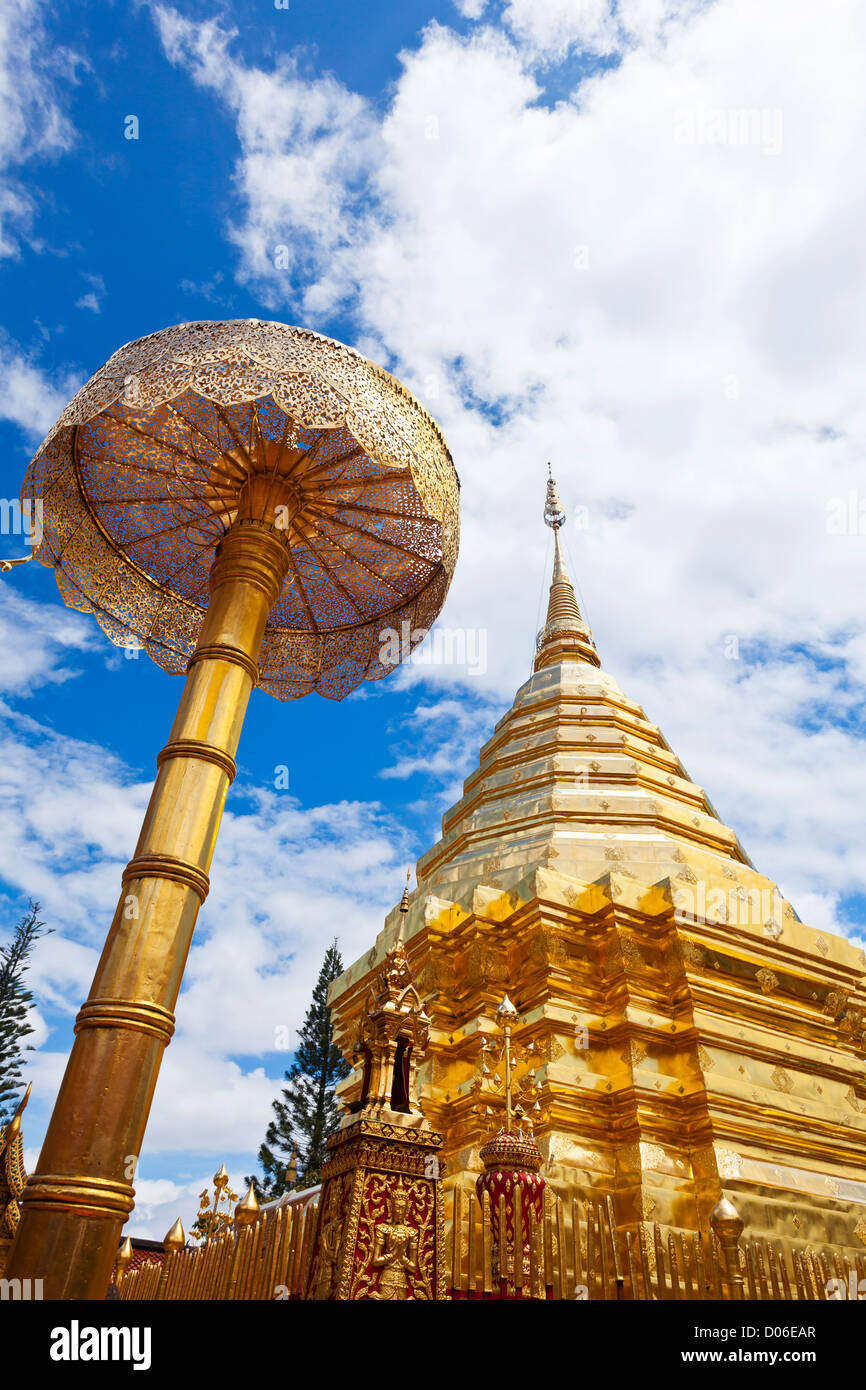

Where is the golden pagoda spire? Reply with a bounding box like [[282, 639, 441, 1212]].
[[535, 464, 600, 671]]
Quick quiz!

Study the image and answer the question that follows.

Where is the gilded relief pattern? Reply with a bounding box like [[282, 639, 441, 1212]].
[[350, 1175, 436, 1301]]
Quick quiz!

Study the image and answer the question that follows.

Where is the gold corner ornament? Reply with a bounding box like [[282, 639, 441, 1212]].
[[0, 1085, 31, 1273], [21, 318, 460, 702], [7, 320, 458, 1299]]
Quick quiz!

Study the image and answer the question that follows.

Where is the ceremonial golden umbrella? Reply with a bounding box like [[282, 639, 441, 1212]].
[[7, 320, 459, 1297]]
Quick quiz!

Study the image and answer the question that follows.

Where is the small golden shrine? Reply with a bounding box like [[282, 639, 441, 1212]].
[[329, 469, 866, 1268], [306, 930, 446, 1300]]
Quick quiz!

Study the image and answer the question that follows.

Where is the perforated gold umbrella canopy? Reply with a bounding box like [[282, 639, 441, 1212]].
[[21, 319, 460, 699]]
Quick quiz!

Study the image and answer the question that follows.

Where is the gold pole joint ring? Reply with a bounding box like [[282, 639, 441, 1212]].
[[123, 853, 210, 903], [75, 997, 176, 1044], [186, 644, 260, 684], [156, 739, 238, 782], [22, 1174, 135, 1221]]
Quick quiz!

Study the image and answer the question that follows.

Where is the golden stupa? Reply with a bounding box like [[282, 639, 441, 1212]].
[[328, 469, 866, 1264]]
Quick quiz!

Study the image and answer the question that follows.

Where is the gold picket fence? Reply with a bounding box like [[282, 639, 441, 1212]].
[[118, 1198, 319, 1301], [117, 1186, 862, 1301], [449, 1187, 864, 1301]]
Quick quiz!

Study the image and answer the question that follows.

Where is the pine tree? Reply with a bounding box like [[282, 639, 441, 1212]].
[[0, 901, 51, 1122], [248, 940, 350, 1200]]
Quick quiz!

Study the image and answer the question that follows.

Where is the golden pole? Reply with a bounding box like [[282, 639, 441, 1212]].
[[496, 994, 518, 1132], [7, 509, 290, 1298]]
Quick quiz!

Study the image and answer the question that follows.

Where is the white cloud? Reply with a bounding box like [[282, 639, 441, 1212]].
[[0, 332, 83, 440], [500, 0, 705, 59], [74, 273, 104, 313], [153, 5, 380, 310], [0, 0, 78, 258], [0, 589, 93, 693]]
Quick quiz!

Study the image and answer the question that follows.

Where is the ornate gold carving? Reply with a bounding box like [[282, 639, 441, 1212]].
[[352, 941, 430, 1120], [697, 1045, 714, 1071], [681, 939, 706, 968], [640, 1223, 657, 1273], [640, 1143, 666, 1170], [639, 1191, 656, 1219], [311, 1174, 349, 1300], [0, 1088, 29, 1245], [352, 1175, 435, 1300], [823, 989, 849, 1020], [756, 968, 779, 994], [771, 1066, 794, 1094], [815, 935, 830, 957], [716, 1147, 743, 1179], [854, 1217, 866, 1244], [620, 935, 644, 969], [839, 1008, 863, 1038]]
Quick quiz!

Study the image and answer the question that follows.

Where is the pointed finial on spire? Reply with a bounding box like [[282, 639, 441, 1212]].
[[543, 464, 566, 531], [535, 465, 600, 672], [399, 868, 411, 915]]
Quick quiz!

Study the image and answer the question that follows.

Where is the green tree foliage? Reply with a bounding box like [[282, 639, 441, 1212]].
[[0, 901, 51, 1122], [248, 940, 350, 1200]]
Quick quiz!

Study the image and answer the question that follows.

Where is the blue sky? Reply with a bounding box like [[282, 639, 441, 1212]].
[[1, 0, 865, 1236]]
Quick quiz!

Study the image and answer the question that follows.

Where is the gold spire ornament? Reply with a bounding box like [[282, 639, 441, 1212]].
[[536, 464, 598, 670], [399, 868, 411, 918], [7, 319, 459, 1299], [475, 997, 544, 1134], [193, 1162, 238, 1244]]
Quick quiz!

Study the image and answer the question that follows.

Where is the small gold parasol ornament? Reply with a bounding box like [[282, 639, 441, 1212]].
[[7, 320, 459, 1298]]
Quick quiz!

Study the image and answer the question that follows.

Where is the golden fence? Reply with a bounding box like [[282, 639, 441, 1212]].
[[117, 1187, 863, 1301], [450, 1187, 865, 1301], [118, 1199, 319, 1301]]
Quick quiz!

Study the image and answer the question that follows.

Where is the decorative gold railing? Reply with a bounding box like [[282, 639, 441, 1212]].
[[449, 1187, 865, 1301], [116, 1187, 863, 1301], [118, 1199, 319, 1301]]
